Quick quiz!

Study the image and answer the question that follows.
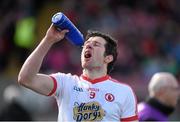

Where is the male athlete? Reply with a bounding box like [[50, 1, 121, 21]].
[[18, 24, 138, 121]]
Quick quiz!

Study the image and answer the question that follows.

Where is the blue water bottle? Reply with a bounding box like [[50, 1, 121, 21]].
[[51, 12, 84, 46]]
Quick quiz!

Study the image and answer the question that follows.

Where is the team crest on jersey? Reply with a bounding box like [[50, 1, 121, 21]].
[[73, 101, 105, 121], [105, 93, 115, 102]]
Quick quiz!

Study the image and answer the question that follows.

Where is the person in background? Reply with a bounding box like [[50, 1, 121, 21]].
[[138, 72, 180, 121], [18, 24, 138, 121], [0, 85, 33, 121]]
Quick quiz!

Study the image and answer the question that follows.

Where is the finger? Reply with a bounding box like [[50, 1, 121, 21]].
[[61, 29, 69, 34], [49, 23, 54, 29], [50, 24, 57, 30]]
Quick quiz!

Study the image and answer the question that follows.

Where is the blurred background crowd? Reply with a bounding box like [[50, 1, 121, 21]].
[[0, 0, 179, 120]]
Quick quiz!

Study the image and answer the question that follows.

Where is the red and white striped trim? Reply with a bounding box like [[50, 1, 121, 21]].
[[81, 75, 110, 84], [121, 115, 139, 121], [47, 76, 57, 96]]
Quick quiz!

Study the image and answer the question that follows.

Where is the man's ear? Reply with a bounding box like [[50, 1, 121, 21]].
[[105, 55, 113, 63]]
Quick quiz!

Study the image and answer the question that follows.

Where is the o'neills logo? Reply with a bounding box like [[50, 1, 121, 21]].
[[73, 101, 105, 121]]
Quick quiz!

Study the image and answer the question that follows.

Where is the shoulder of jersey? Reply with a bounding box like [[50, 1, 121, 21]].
[[108, 77, 133, 90]]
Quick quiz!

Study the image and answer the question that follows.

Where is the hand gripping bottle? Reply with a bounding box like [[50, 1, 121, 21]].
[[52, 12, 84, 46]]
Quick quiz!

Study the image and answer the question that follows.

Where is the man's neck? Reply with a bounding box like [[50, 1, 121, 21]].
[[82, 68, 107, 80]]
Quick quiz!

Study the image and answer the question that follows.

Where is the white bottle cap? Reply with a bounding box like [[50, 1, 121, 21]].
[[52, 12, 63, 23]]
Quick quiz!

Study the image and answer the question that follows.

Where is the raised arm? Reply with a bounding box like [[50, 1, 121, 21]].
[[18, 24, 69, 96]]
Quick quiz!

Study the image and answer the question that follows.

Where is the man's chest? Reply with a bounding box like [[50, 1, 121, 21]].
[[66, 83, 122, 121], [72, 84, 117, 103]]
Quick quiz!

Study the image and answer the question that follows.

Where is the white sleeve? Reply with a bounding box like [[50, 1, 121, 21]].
[[50, 73, 74, 98], [121, 87, 138, 121]]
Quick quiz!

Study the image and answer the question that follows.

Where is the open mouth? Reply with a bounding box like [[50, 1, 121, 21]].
[[84, 51, 92, 59]]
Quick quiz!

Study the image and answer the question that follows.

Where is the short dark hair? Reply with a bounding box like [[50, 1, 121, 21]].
[[85, 30, 118, 74]]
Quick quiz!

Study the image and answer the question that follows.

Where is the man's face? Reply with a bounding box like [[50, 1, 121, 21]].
[[81, 36, 107, 70], [163, 81, 180, 107]]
